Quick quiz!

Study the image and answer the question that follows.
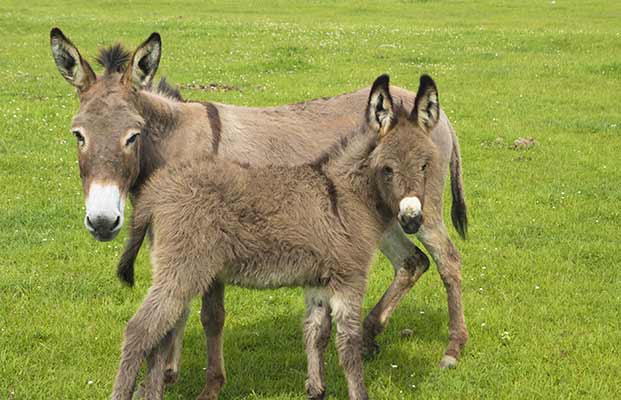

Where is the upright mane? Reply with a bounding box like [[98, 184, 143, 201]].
[[95, 44, 183, 102], [155, 77, 183, 101], [308, 102, 409, 169], [96, 44, 131, 74]]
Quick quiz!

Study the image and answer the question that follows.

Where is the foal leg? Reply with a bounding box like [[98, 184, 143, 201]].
[[417, 223, 468, 369], [136, 309, 187, 399], [142, 329, 175, 400], [196, 280, 226, 400], [303, 289, 332, 400], [164, 306, 191, 384], [111, 281, 195, 400], [363, 222, 430, 357], [330, 288, 368, 400]]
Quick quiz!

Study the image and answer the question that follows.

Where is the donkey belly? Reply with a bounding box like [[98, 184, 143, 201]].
[[219, 248, 329, 290]]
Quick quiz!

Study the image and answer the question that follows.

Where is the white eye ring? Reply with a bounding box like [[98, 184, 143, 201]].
[[125, 132, 140, 146]]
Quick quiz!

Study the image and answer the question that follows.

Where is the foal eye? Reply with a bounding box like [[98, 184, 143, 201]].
[[73, 131, 85, 146], [421, 162, 428, 171], [382, 166, 394, 178], [125, 133, 140, 146]]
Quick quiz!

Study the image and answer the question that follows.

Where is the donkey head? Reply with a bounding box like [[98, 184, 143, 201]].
[[366, 74, 439, 234], [50, 28, 161, 241]]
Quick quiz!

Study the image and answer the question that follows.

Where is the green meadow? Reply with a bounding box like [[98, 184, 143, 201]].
[[1, 0, 620, 398]]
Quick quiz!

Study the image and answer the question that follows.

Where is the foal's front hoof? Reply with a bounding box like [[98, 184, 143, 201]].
[[164, 368, 179, 385], [439, 355, 458, 369], [305, 382, 326, 400]]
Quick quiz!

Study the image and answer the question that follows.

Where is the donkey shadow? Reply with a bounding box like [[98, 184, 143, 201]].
[[164, 291, 450, 399]]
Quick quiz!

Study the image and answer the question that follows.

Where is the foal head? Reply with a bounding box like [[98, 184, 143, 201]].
[[50, 28, 164, 241], [365, 74, 440, 234]]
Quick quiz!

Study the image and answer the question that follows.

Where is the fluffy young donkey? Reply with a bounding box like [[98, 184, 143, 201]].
[[111, 74, 440, 400]]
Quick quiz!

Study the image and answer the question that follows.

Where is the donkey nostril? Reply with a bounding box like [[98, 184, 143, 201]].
[[110, 216, 121, 231], [86, 216, 95, 230]]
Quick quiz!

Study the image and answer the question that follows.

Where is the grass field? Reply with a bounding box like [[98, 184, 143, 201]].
[[1, 0, 620, 399]]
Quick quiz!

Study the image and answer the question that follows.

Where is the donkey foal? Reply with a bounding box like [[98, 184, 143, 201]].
[[111, 74, 441, 400]]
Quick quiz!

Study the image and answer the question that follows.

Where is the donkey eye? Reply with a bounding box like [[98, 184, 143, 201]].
[[73, 131, 85, 146], [421, 162, 428, 171], [382, 166, 394, 178], [125, 133, 140, 146]]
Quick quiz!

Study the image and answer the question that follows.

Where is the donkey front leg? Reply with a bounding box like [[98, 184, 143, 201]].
[[112, 282, 194, 400], [141, 329, 176, 400], [163, 306, 191, 384], [196, 280, 226, 400], [363, 222, 430, 357], [417, 223, 468, 369], [135, 308, 189, 399], [330, 288, 368, 400], [303, 289, 332, 400]]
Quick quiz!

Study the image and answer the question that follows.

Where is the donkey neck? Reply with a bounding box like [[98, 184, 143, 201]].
[[318, 130, 391, 227], [135, 90, 184, 141], [131, 90, 207, 195]]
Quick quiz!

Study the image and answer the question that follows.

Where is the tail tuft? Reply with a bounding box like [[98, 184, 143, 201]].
[[116, 208, 150, 287], [448, 120, 468, 240]]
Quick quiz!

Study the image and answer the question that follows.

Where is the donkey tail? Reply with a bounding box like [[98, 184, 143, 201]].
[[448, 121, 468, 239], [117, 206, 152, 287]]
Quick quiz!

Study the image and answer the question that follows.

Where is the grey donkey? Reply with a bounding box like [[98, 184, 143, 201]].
[[111, 75, 442, 400], [49, 29, 468, 390]]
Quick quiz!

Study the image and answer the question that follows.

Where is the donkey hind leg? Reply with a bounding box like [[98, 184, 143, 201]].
[[363, 222, 430, 357], [196, 280, 226, 400], [111, 282, 196, 400], [163, 306, 191, 384], [417, 223, 468, 369], [304, 289, 332, 400], [330, 289, 368, 400]]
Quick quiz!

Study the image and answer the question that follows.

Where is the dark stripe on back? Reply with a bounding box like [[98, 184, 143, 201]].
[[202, 102, 222, 155]]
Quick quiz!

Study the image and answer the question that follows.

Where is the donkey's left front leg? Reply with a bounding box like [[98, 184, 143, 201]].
[[112, 282, 193, 400], [363, 222, 430, 357], [140, 329, 175, 400]]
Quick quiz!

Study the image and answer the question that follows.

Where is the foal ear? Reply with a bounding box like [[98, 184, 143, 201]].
[[411, 74, 440, 132], [123, 33, 161, 89], [367, 74, 396, 138], [50, 28, 96, 93]]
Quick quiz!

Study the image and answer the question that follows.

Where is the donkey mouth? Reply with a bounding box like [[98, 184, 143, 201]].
[[89, 228, 121, 242], [85, 215, 122, 242], [400, 214, 423, 235]]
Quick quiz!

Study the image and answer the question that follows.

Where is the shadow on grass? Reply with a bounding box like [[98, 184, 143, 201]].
[[163, 298, 450, 399]]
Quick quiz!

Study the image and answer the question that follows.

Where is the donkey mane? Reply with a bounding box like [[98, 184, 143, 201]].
[[309, 102, 409, 169], [96, 44, 184, 102], [96, 44, 131, 74], [155, 77, 183, 101]]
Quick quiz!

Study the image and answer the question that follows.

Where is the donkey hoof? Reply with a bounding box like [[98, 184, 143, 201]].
[[306, 385, 326, 400], [439, 355, 458, 369], [363, 337, 381, 359], [164, 368, 179, 385], [196, 389, 219, 400]]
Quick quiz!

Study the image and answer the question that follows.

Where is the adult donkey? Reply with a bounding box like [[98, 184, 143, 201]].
[[50, 28, 468, 379]]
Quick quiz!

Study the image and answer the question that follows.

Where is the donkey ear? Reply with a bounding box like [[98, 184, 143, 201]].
[[411, 74, 440, 132], [123, 33, 161, 89], [50, 28, 96, 93], [367, 74, 396, 138]]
